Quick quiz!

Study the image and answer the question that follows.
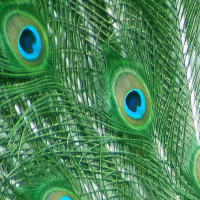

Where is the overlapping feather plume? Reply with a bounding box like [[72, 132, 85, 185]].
[[1, 0, 200, 199]]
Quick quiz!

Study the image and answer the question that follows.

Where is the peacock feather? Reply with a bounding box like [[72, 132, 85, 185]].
[[0, 0, 200, 199]]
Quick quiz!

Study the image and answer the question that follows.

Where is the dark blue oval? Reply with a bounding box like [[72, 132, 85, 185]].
[[124, 89, 146, 119], [18, 25, 42, 61]]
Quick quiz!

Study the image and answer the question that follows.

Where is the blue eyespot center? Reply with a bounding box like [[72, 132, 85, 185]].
[[19, 29, 36, 53], [124, 89, 146, 119], [18, 25, 42, 61], [126, 90, 141, 112], [60, 196, 73, 200]]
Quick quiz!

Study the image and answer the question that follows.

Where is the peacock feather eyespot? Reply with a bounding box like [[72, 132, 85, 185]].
[[3, 11, 47, 68], [41, 187, 78, 200], [113, 69, 151, 127], [196, 153, 200, 184], [192, 148, 200, 186]]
